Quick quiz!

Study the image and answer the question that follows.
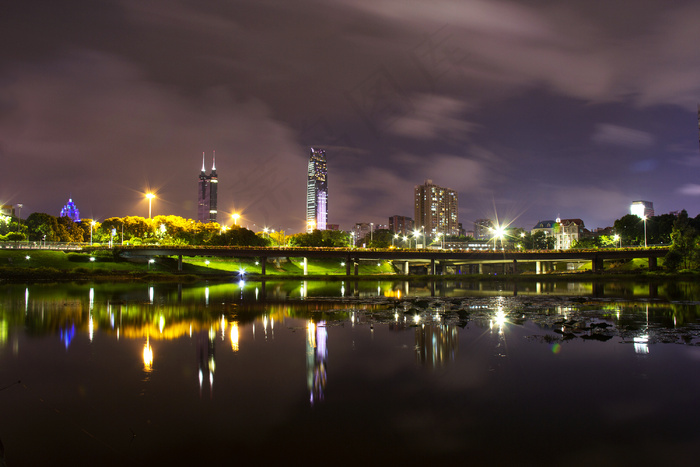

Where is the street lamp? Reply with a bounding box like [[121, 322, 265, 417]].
[[90, 220, 96, 245], [613, 234, 621, 248], [16, 203, 22, 233], [232, 213, 240, 226], [393, 233, 399, 247], [413, 229, 421, 249], [370, 222, 374, 244], [146, 193, 155, 219], [642, 216, 648, 248], [263, 227, 269, 239]]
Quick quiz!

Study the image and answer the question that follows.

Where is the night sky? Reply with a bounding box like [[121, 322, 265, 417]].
[[2, 0, 699, 233]]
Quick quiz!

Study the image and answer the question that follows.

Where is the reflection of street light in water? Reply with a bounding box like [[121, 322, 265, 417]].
[[143, 336, 153, 371]]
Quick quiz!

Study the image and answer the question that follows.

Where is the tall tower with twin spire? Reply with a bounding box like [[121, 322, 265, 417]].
[[198, 152, 218, 223]]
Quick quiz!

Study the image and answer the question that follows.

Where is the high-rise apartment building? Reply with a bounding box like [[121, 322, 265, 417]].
[[630, 200, 654, 218], [198, 152, 218, 223], [307, 147, 328, 232], [414, 179, 459, 237]]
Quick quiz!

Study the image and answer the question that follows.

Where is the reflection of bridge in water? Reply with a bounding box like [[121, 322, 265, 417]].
[[117, 246, 669, 275]]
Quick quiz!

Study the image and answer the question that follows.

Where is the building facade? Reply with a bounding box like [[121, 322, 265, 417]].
[[306, 147, 328, 232], [0, 205, 14, 217], [474, 219, 494, 240], [414, 180, 459, 237], [198, 152, 218, 223], [388, 215, 414, 235], [59, 198, 80, 222], [532, 218, 584, 250], [630, 200, 654, 219]]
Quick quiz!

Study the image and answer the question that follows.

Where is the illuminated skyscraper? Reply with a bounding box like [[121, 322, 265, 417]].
[[306, 147, 328, 232], [198, 152, 218, 223], [414, 179, 459, 237]]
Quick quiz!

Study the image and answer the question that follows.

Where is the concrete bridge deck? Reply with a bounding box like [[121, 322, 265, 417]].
[[115, 246, 669, 275]]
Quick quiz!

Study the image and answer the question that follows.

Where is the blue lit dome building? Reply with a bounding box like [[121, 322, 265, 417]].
[[60, 198, 80, 222]]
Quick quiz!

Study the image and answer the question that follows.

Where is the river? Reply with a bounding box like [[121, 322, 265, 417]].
[[1, 279, 700, 466]]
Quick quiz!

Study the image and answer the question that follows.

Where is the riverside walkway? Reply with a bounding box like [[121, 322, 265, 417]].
[[115, 246, 669, 275]]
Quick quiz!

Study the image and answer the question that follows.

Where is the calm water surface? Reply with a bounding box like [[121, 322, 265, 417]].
[[2, 280, 700, 466]]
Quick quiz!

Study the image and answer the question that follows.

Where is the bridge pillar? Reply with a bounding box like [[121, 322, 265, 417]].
[[346, 256, 352, 276], [649, 257, 657, 271], [478, 263, 483, 275], [536, 261, 541, 274], [404, 261, 409, 274], [592, 256, 604, 273], [303, 257, 308, 276], [354, 261, 359, 276], [178, 255, 183, 272], [430, 258, 436, 275], [260, 257, 266, 275], [513, 259, 518, 274]]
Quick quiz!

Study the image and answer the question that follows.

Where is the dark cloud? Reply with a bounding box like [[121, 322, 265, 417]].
[[1, 0, 699, 232]]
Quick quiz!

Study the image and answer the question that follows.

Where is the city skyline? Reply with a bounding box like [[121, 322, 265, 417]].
[[1, 1, 700, 232]]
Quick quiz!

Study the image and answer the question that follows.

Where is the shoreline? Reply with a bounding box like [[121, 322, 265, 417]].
[[1, 269, 696, 284]]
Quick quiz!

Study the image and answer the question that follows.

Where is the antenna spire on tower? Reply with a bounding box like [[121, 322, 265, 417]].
[[212, 150, 216, 171], [201, 152, 206, 172]]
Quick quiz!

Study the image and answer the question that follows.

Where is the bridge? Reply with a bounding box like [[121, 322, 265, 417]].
[[115, 246, 669, 275]]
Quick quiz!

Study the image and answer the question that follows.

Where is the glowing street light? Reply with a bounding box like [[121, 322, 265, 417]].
[[146, 192, 155, 219], [413, 229, 421, 249], [393, 233, 399, 247], [642, 215, 648, 248], [232, 213, 240, 226], [613, 234, 621, 248]]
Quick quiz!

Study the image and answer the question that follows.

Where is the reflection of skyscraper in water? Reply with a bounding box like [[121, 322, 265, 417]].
[[415, 325, 458, 367], [197, 328, 216, 398], [306, 321, 327, 406]]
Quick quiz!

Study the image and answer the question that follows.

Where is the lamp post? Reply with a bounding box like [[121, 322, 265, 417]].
[[403, 235, 408, 248], [232, 213, 240, 226], [90, 220, 96, 245], [146, 193, 155, 219], [16, 203, 22, 233], [393, 233, 399, 247], [413, 229, 421, 249], [370, 222, 374, 245], [642, 216, 648, 248]]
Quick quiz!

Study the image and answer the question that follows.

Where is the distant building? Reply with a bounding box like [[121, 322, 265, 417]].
[[554, 218, 585, 250], [326, 224, 340, 231], [198, 152, 218, 223], [474, 219, 494, 240], [352, 223, 372, 245], [414, 179, 459, 237], [307, 147, 328, 232], [0, 205, 14, 217], [532, 218, 585, 250], [630, 200, 654, 218], [388, 215, 414, 235], [59, 198, 80, 222]]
